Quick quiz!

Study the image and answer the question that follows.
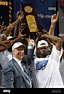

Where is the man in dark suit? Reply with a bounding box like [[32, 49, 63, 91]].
[[3, 42, 32, 88]]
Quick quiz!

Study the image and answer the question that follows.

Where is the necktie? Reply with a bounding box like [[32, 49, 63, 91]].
[[21, 61, 32, 88]]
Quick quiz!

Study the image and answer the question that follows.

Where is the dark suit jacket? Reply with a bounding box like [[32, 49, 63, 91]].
[[3, 58, 32, 88]]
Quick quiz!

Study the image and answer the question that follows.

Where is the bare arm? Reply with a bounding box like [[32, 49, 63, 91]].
[[11, 29, 26, 44], [0, 29, 26, 51], [41, 34, 63, 51], [2, 15, 23, 36], [0, 22, 7, 33], [14, 8, 24, 36], [59, 36, 64, 41], [48, 12, 59, 35]]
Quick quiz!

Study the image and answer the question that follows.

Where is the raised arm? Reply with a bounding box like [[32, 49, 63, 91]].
[[0, 22, 7, 33], [41, 34, 63, 51], [14, 8, 24, 36], [48, 12, 59, 35], [11, 28, 26, 44], [2, 15, 23, 37], [0, 29, 26, 52]]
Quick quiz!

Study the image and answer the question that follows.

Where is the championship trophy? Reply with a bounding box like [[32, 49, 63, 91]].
[[21, 3, 43, 38]]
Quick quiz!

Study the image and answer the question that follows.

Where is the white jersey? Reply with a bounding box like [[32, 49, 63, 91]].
[[33, 45, 64, 88]]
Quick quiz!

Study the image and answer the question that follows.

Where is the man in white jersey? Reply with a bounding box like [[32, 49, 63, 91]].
[[28, 33, 64, 88]]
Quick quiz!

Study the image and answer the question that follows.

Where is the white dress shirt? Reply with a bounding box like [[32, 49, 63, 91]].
[[13, 57, 24, 71]]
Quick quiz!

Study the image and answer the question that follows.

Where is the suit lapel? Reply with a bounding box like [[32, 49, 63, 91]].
[[12, 58, 23, 74], [12, 58, 32, 88]]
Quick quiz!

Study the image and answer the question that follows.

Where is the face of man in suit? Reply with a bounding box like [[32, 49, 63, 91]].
[[12, 46, 25, 60]]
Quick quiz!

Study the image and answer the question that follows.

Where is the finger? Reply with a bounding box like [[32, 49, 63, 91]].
[[28, 35, 31, 42], [57, 11, 59, 19], [2, 22, 4, 27], [0, 22, 4, 29]]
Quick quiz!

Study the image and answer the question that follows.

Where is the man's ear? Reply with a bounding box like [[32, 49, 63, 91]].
[[12, 49, 16, 55]]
